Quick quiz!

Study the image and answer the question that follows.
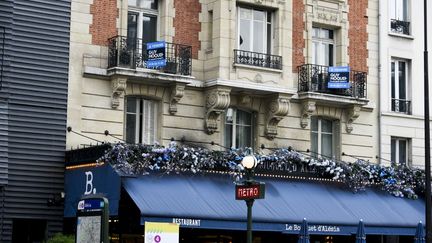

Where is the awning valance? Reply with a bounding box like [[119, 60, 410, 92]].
[[123, 174, 425, 235]]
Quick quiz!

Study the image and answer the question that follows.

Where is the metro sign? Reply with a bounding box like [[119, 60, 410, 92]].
[[235, 183, 265, 200]]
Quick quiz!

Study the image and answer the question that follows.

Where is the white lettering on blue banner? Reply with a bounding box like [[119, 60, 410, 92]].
[[285, 224, 341, 233], [147, 41, 166, 50], [172, 218, 201, 227], [328, 66, 350, 89]]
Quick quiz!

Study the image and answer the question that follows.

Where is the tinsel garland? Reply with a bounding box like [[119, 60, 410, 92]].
[[98, 142, 426, 199]]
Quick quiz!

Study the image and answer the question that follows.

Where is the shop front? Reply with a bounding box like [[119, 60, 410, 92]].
[[64, 147, 425, 243]]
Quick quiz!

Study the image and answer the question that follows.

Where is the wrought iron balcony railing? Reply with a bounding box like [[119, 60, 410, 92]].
[[234, 49, 282, 70], [108, 36, 192, 76], [391, 98, 411, 114], [298, 64, 367, 99], [390, 19, 410, 35]]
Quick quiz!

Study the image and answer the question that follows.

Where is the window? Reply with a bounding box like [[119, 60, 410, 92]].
[[127, 0, 158, 50], [125, 97, 158, 144], [225, 108, 254, 149], [390, 0, 410, 35], [391, 137, 409, 165], [311, 117, 339, 159], [238, 7, 272, 54], [312, 27, 334, 66], [391, 59, 410, 114]]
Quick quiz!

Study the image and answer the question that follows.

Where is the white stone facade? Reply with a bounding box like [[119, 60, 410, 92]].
[[67, 0, 380, 164], [378, 0, 432, 168]]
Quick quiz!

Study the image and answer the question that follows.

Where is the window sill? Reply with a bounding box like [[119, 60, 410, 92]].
[[388, 32, 414, 40], [233, 63, 283, 73]]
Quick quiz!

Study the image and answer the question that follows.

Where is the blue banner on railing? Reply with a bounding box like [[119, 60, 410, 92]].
[[147, 41, 166, 68], [328, 66, 350, 89]]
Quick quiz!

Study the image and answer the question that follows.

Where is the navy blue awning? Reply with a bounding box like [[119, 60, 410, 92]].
[[123, 174, 425, 235]]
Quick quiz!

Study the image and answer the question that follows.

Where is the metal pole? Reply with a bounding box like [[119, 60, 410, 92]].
[[246, 199, 254, 243], [245, 169, 254, 243], [424, 0, 431, 242]]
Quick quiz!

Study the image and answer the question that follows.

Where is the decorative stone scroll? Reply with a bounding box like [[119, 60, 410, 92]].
[[169, 83, 186, 115], [111, 76, 127, 109], [205, 87, 231, 134], [265, 94, 291, 139], [300, 101, 316, 128], [345, 105, 361, 133]]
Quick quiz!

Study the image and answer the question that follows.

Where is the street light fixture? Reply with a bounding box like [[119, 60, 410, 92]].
[[241, 152, 257, 243]]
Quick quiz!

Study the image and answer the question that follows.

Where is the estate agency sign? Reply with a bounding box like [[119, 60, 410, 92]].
[[328, 66, 350, 89], [147, 41, 166, 68]]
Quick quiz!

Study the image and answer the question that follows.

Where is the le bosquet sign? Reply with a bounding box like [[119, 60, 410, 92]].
[[235, 183, 265, 200]]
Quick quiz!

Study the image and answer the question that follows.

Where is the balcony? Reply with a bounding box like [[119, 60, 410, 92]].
[[234, 49, 282, 70], [390, 19, 410, 35], [108, 36, 192, 76], [298, 64, 367, 99], [391, 98, 411, 115]]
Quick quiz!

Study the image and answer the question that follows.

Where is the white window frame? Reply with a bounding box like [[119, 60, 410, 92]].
[[312, 27, 335, 66], [311, 117, 340, 159], [390, 0, 409, 21], [128, 0, 160, 49], [125, 97, 159, 144], [391, 137, 409, 165], [390, 58, 410, 112], [237, 6, 272, 54], [224, 108, 254, 149]]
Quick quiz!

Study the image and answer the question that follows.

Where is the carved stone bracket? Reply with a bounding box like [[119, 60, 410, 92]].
[[169, 83, 186, 115], [265, 94, 291, 140], [346, 105, 361, 133], [205, 87, 231, 134], [300, 101, 316, 128], [111, 76, 127, 109]]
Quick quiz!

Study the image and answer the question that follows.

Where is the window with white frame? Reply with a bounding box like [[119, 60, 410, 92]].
[[390, 0, 410, 35], [391, 137, 409, 165], [238, 6, 272, 54], [391, 59, 410, 114], [125, 97, 158, 144], [312, 27, 334, 67], [311, 117, 339, 159], [127, 0, 158, 50], [224, 108, 254, 149]]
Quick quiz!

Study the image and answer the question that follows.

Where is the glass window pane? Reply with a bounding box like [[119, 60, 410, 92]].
[[390, 0, 397, 19], [391, 138, 396, 163], [311, 132, 318, 158], [239, 19, 251, 51], [127, 12, 138, 48], [142, 15, 157, 44], [225, 124, 233, 148], [126, 114, 137, 143], [253, 20, 264, 53], [129, 0, 157, 10], [253, 10, 265, 21], [399, 140, 407, 164], [311, 117, 318, 132], [127, 97, 137, 113], [236, 125, 252, 148], [398, 61, 406, 100], [391, 61, 396, 99], [321, 134, 333, 158], [323, 44, 330, 66], [240, 8, 252, 20], [236, 110, 252, 126], [312, 27, 319, 38], [321, 119, 333, 133]]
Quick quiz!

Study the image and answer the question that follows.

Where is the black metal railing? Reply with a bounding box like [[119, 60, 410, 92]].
[[234, 49, 282, 70], [390, 19, 410, 35], [391, 98, 411, 114], [298, 64, 367, 98], [108, 36, 192, 76]]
